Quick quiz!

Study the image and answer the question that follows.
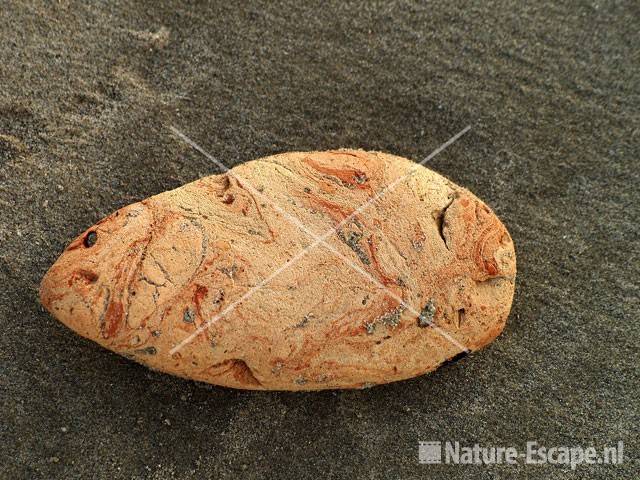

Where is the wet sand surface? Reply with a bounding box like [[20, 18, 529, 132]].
[[1, 1, 638, 478]]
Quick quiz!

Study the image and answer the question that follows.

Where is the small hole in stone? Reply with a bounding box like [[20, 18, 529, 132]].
[[457, 308, 466, 326], [83, 231, 98, 248]]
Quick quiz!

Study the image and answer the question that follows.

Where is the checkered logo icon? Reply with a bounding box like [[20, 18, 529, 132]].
[[419, 441, 442, 464]]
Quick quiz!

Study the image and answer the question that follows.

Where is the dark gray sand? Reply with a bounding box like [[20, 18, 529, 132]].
[[1, 1, 638, 479]]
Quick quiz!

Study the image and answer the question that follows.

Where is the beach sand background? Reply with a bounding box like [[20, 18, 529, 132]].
[[1, 1, 637, 478]]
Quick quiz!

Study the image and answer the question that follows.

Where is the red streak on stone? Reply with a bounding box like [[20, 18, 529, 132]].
[[303, 157, 369, 190], [103, 301, 124, 339], [68, 269, 99, 286], [366, 236, 396, 287], [192, 285, 212, 342], [308, 196, 355, 223], [484, 259, 498, 276], [193, 285, 208, 311]]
